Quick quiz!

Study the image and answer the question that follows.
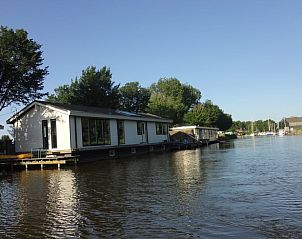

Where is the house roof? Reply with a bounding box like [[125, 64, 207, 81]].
[[170, 126, 219, 130], [7, 101, 173, 124]]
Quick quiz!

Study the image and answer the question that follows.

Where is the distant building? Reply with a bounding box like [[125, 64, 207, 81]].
[[285, 117, 302, 131], [0, 124, 4, 130]]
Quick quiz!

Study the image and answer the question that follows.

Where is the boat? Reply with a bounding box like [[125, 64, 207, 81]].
[[249, 121, 256, 136], [278, 129, 285, 136]]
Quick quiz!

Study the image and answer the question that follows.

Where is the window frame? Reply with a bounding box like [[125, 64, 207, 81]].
[[81, 117, 111, 146]]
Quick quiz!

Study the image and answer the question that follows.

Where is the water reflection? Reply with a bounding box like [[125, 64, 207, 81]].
[[0, 169, 80, 238], [46, 170, 79, 237], [1, 137, 302, 238]]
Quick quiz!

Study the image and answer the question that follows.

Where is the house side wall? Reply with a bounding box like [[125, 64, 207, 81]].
[[124, 121, 144, 145], [14, 105, 71, 153], [147, 122, 169, 143], [110, 120, 118, 146], [73, 118, 169, 149]]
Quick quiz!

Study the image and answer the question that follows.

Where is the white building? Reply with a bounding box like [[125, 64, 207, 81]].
[[7, 101, 172, 154]]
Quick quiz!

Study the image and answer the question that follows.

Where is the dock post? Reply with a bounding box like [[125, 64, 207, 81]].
[[58, 163, 60, 170], [41, 164, 43, 170], [25, 164, 28, 171]]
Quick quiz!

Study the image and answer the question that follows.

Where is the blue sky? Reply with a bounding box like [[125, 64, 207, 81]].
[[1, 0, 302, 134]]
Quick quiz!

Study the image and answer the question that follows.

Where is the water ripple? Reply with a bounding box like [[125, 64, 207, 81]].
[[1, 136, 302, 238]]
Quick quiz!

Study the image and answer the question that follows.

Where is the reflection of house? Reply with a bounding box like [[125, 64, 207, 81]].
[[285, 117, 302, 131], [170, 126, 219, 143], [7, 101, 172, 154]]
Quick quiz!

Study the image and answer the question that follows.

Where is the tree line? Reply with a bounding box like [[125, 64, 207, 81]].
[[47, 66, 233, 130], [1, 26, 233, 130], [230, 119, 278, 134]]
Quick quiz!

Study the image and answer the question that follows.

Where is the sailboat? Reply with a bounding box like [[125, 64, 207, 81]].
[[250, 121, 256, 136], [266, 118, 276, 135], [278, 118, 286, 136]]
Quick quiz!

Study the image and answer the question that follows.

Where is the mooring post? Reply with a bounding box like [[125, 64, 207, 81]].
[[25, 164, 28, 171], [58, 163, 60, 169], [41, 164, 43, 170]]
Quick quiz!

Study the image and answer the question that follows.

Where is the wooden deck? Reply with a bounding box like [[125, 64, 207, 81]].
[[0, 155, 79, 170]]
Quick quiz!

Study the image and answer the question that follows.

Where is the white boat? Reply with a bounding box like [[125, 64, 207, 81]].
[[278, 129, 285, 136]]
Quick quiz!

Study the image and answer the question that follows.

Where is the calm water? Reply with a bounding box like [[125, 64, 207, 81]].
[[1, 136, 302, 238]]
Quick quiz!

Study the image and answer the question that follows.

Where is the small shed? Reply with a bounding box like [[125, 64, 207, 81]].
[[170, 125, 219, 143]]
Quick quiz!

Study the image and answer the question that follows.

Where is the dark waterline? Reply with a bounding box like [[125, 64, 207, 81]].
[[1, 136, 302, 238]]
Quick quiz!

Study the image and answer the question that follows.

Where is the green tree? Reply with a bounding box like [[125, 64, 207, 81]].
[[47, 85, 72, 104], [148, 78, 201, 123], [148, 93, 186, 123], [119, 82, 150, 113], [0, 26, 48, 111], [48, 66, 120, 108], [0, 135, 10, 142], [184, 100, 233, 130]]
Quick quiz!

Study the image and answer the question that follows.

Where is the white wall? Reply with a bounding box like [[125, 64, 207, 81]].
[[124, 121, 143, 145], [147, 122, 169, 144], [110, 119, 118, 146], [14, 105, 71, 153]]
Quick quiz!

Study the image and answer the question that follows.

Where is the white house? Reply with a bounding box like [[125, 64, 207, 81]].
[[7, 101, 172, 154]]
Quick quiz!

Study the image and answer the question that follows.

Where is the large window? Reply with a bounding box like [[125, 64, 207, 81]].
[[156, 123, 167, 135], [82, 118, 111, 146], [117, 120, 125, 144]]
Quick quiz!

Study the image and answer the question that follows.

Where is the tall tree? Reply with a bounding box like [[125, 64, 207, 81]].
[[48, 66, 120, 108], [119, 82, 150, 113], [148, 78, 201, 123], [184, 100, 233, 130], [0, 26, 48, 111]]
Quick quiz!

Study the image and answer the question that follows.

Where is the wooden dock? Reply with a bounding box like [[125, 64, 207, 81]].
[[0, 155, 79, 170]]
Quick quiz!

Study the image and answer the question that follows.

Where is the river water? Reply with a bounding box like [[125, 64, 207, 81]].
[[1, 136, 302, 238]]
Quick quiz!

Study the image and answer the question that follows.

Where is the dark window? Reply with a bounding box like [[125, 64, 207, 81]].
[[156, 123, 167, 135], [81, 118, 111, 146], [50, 119, 57, 149], [96, 119, 104, 144], [103, 120, 111, 145], [82, 118, 89, 146], [117, 120, 125, 144], [137, 122, 144, 135], [89, 119, 97, 145], [42, 120, 49, 149]]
